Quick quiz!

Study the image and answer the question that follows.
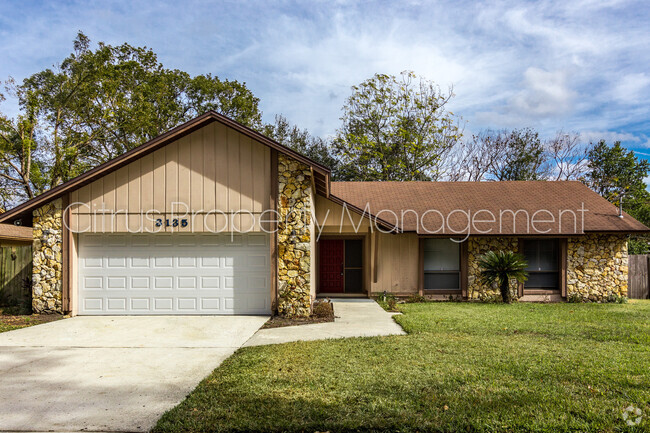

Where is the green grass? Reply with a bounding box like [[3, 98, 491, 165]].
[[155, 301, 650, 433]]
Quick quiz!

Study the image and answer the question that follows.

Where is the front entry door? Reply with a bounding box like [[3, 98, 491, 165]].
[[319, 239, 344, 293]]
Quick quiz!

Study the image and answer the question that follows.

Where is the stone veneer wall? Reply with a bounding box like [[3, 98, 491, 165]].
[[277, 155, 313, 317], [567, 234, 628, 301], [32, 199, 63, 314], [467, 237, 519, 300]]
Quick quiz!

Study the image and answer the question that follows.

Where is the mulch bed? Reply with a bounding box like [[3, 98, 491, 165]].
[[262, 300, 335, 329], [0, 307, 64, 332]]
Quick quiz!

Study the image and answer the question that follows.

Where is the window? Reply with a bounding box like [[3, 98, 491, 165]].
[[523, 239, 559, 290], [423, 238, 460, 291]]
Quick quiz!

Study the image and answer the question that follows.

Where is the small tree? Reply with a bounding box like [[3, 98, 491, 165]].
[[478, 251, 528, 303]]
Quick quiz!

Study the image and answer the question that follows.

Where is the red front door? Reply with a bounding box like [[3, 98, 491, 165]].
[[319, 239, 344, 293]]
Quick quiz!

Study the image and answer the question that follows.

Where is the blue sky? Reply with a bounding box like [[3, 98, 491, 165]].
[[1, 0, 650, 159]]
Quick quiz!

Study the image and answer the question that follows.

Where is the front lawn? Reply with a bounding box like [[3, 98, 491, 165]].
[[155, 301, 650, 432]]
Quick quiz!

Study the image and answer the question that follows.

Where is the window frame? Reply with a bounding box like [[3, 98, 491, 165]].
[[520, 238, 562, 293], [420, 237, 466, 295]]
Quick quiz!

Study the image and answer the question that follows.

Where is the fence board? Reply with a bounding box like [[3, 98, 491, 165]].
[[628, 254, 650, 299], [0, 245, 32, 307]]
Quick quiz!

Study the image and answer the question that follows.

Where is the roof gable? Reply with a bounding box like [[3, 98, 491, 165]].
[[0, 111, 330, 224]]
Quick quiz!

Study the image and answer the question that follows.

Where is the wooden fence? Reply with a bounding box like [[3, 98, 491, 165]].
[[628, 254, 650, 299], [0, 245, 32, 307]]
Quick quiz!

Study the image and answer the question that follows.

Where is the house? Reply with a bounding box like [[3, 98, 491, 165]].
[[0, 112, 646, 316]]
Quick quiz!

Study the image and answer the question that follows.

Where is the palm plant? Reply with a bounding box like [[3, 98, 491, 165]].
[[478, 250, 528, 303]]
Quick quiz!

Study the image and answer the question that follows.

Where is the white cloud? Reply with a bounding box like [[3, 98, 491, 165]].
[[613, 73, 650, 104], [580, 131, 640, 144], [0, 0, 650, 143], [510, 68, 576, 117]]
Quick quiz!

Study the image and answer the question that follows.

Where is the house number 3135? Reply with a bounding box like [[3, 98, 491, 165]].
[[155, 218, 188, 228]]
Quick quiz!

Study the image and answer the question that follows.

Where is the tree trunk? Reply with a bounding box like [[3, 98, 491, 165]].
[[500, 276, 511, 304]]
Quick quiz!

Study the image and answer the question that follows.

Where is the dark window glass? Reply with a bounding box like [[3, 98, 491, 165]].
[[424, 273, 460, 291], [524, 239, 558, 271], [345, 240, 363, 268], [523, 239, 559, 290], [526, 272, 558, 288], [423, 239, 460, 271], [423, 238, 461, 290]]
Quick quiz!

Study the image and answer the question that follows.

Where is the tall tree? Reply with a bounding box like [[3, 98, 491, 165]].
[[262, 115, 340, 175], [333, 71, 462, 181], [586, 141, 650, 254], [0, 32, 262, 203]]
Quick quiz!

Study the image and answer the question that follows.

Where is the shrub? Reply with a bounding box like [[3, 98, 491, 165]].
[[567, 293, 584, 303], [478, 250, 528, 304], [405, 294, 426, 303], [606, 293, 628, 304], [477, 292, 503, 303], [312, 299, 334, 318], [376, 292, 399, 311]]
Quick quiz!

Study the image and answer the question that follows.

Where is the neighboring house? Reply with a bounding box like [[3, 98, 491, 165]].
[[0, 112, 646, 316]]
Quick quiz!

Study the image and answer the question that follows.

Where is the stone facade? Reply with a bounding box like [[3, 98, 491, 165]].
[[567, 234, 628, 301], [277, 155, 313, 317], [467, 236, 519, 300], [32, 199, 63, 314]]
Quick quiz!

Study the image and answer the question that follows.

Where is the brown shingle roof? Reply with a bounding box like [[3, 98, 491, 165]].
[[331, 181, 649, 235], [0, 223, 33, 243]]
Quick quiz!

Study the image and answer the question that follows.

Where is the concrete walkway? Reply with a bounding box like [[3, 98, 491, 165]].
[[0, 315, 267, 432], [244, 299, 406, 347]]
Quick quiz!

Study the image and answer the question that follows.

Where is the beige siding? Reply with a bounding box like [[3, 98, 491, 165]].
[[313, 196, 417, 295], [314, 195, 371, 235], [69, 124, 271, 233], [371, 232, 419, 294]]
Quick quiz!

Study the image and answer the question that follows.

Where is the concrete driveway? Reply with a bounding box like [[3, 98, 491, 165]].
[[0, 315, 267, 432]]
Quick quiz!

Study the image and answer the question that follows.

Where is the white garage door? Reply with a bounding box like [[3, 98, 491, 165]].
[[78, 233, 270, 315]]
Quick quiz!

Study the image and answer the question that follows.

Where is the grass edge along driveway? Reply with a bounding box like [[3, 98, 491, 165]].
[[154, 301, 650, 433]]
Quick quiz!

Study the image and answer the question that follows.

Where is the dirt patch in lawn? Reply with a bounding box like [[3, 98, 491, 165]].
[[0, 307, 64, 333], [262, 299, 335, 329]]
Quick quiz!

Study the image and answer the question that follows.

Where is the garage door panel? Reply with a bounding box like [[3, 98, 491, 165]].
[[107, 298, 127, 311], [131, 277, 150, 289], [83, 276, 103, 290], [78, 233, 270, 315], [131, 298, 150, 310]]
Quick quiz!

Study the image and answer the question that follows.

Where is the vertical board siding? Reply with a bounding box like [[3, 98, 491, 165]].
[[165, 140, 179, 214], [114, 165, 129, 232], [0, 245, 32, 307], [215, 123, 229, 232], [69, 126, 271, 233], [314, 195, 371, 233], [371, 233, 419, 294], [628, 254, 650, 299], [227, 127, 241, 230], [128, 159, 141, 232], [190, 129, 204, 232]]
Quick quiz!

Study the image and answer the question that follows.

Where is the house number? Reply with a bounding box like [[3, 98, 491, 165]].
[[155, 218, 188, 228]]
